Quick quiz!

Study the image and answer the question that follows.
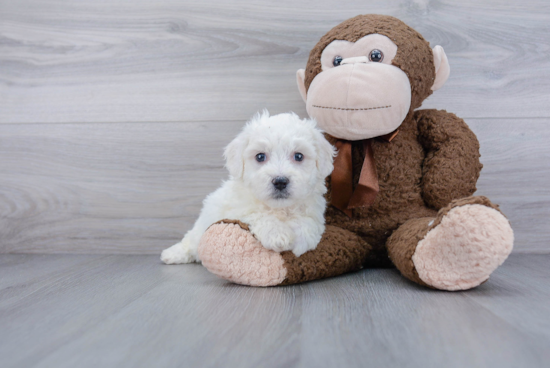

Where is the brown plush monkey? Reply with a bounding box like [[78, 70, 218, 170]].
[[198, 15, 514, 290]]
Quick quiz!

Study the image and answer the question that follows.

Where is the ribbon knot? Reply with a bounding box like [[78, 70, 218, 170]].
[[329, 130, 398, 217], [330, 140, 379, 217]]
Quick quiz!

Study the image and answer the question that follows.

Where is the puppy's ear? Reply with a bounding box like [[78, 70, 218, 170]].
[[313, 128, 336, 178], [224, 132, 248, 179]]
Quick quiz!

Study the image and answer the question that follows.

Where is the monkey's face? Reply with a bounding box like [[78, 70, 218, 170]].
[[297, 19, 450, 141], [300, 35, 410, 141]]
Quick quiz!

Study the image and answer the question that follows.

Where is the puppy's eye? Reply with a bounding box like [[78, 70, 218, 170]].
[[255, 153, 267, 162], [369, 49, 384, 62], [294, 153, 304, 162], [333, 56, 343, 67]]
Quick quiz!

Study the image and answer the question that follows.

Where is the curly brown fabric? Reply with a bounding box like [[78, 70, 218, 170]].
[[416, 110, 483, 209], [280, 225, 372, 285], [386, 217, 432, 288]]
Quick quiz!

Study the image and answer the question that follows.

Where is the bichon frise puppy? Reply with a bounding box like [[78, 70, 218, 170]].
[[161, 111, 335, 265]]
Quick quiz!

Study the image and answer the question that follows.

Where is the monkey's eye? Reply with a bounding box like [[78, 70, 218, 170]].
[[333, 56, 343, 67], [294, 152, 304, 162], [255, 153, 267, 162], [369, 49, 384, 62]]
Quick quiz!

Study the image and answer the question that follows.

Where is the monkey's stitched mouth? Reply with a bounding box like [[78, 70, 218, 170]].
[[312, 105, 391, 111]]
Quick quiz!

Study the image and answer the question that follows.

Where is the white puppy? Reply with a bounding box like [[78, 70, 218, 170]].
[[161, 111, 335, 264]]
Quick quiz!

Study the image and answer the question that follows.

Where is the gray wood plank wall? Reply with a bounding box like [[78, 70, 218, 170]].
[[1, 0, 549, 253]]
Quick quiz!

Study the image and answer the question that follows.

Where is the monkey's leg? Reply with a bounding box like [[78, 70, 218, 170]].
[[386, 196, 514, 290], [198, 220, 372, 286]]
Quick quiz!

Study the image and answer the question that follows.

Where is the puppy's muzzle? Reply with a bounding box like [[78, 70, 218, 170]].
[[272, 176, 289, 191]]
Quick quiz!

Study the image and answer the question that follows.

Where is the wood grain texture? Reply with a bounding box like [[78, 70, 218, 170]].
[[472, 119, 550, 253], [0, 0, 549, 254], [0, 254, 548, 368], [0, 118, 548, 254], [1, 0, 549, 123], [0, 121, 238, 253]]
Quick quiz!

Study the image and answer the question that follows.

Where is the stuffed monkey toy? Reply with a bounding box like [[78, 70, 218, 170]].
[[197, 14, 514, 290]]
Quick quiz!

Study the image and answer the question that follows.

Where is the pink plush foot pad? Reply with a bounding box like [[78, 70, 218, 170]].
[[412, 204, 514, 291], [198, 222, 287, 287]]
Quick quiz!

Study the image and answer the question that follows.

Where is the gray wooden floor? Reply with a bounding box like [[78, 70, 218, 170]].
[[0, 253, 549, 368]]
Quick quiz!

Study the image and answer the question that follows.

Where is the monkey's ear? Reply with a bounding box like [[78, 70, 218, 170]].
[[296, 69, 307, 103], [431, 45, 450, 91]]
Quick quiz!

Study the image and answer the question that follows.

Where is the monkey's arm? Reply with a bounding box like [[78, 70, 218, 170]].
[[415, 109, 483, 210]]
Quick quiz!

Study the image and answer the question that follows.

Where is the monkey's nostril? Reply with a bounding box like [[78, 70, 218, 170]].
[[272, 177, 289, 191]]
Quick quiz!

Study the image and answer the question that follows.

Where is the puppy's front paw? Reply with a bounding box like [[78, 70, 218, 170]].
[[292, 224, 323, 257], [160, 239, 197, 264], [292, 219, 325, 257], [292, 235, 318, 257], [253, 225, 295, 253]]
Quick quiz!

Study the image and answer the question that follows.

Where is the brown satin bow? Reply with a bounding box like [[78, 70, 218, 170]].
[[330, 130, 398, 217]]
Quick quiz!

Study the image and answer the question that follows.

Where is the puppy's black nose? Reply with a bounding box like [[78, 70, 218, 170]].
[[272, 176, 289, 191]]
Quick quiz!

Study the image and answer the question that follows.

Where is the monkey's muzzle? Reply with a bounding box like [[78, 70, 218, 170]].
[[306, 61, 411, 141]]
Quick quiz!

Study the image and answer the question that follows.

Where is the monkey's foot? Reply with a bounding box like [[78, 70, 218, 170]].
[[389, 196, 514, 291], [199, 220, 371, 287], [198, 220, 287, 287]]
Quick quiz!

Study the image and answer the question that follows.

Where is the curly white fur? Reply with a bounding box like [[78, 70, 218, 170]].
[[161, 111, 336, 264]]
